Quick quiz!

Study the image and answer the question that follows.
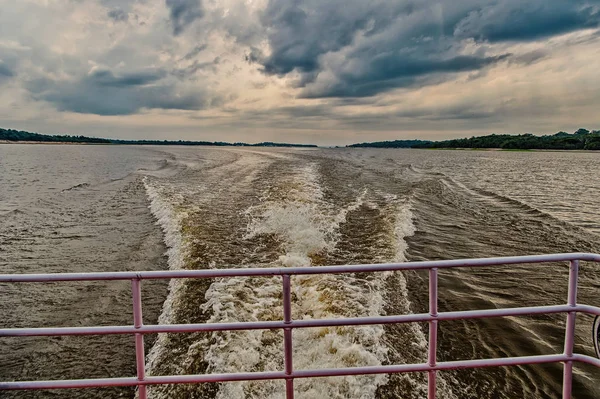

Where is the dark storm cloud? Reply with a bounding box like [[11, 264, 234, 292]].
[[258, 0, 412, 75], [107, 8, 128, 22], [26, 68, 214, 115], [87, 68, 166, 87], [166, 0, 204, 36], [0, 61, 14, 78], [302, 54, 511, 98], [454, 1, 600, 42], [250, 0, 600, 98]]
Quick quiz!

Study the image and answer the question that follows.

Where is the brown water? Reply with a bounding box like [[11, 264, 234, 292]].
[[1, 145, 599, 398]]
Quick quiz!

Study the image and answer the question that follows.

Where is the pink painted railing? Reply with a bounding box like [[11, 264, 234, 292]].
[[1, 253, 600, 399]]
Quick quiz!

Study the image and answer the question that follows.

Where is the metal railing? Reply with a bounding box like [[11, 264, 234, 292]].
[[1, 253, 600, 398]]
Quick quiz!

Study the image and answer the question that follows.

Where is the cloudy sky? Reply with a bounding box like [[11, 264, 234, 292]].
[[1, 0, 599, 145]]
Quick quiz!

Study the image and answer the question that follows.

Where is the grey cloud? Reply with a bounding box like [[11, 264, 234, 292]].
[[166, 0, 204, 36], [258, 0, 411, 76], [255, 0, 477, 77], [107, 8, 128, 22], [247, 0, 600, 99], [244, 47, 263, 64], [0, 45, 24, 82], [303, 54, 510, 98], [454, 1, 600, 42], [26, 68, 214, 115], [0, 61, 14, 78], [87, 68, 167, 87]]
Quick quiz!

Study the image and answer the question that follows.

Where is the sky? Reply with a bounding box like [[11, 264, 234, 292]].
[[0, 0, 599, 145]]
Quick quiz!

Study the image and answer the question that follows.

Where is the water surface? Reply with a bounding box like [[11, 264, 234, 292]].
[[1, 145, 599, 398]]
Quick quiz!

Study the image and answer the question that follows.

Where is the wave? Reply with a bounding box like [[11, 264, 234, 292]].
[[439, 176, 595, 237], [0, 208, 25, 217], [137, 157, 187, 178], [142, 178, 191, 377], [61, 182, 90, 192]]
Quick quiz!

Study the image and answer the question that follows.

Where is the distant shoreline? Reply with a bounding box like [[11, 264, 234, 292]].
[[2, 141, 599, 153], [0, 140, 92, 145], [1, 127, 318, 147], [412, 147, 600, 153], [349, 128, 600, 150], [4, 126, 600, 151], [0, 140, 319, 148]]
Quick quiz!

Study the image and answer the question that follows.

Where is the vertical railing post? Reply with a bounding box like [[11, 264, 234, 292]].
[[282, 275, 294, 399], [132, 279, 147, 399], [562, 260, 579, 399], [428, 268, 438, 399]]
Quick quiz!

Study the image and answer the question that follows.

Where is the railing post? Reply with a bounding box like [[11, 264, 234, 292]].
[[562, 260, 579, 399], [282, 275, 294, 399], [132, 279, 147, 399], [428, 268, 438, 399]]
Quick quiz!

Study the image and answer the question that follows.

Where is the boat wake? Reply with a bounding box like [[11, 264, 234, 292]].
[[141, 152, 452, 398]]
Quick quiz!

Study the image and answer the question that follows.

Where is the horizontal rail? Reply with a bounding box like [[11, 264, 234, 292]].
[[3, 354, 599, 390], [1, 252, 599, 282], [2, 253, 599, 398], [3, 304, 600, 337]]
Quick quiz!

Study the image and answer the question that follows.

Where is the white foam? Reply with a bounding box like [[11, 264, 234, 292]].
[[141, 151, 281, 398], [198, 164, 423, 399], [142, 178, 190, 375]]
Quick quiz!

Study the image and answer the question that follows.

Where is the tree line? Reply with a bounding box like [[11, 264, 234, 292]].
[[347, 129, 600, 150], [348, 139, 432, 148], [413, 129, 600, 150], [0, 128, 317, 148], [0, 128, 111, 143]]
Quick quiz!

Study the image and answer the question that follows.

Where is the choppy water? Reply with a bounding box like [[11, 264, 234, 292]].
[[1, 145, 599, 398]]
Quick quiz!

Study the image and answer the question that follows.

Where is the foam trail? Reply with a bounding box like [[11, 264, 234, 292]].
[[141, 150, 284, 399], [142, 178, 190, 376], [198, 164, 403, 398], [142, 160, 452, 398]]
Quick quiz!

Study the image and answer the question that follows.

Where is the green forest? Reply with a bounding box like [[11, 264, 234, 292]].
[[0, 128, 111, 144], [347, 139, 431, 148], [348, 128, 600, 150], [413, 128, 600, 150], [0, 128, 317, 148]]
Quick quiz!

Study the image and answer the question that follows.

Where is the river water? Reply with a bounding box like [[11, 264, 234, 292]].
[[1, 145, 599, 399]]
